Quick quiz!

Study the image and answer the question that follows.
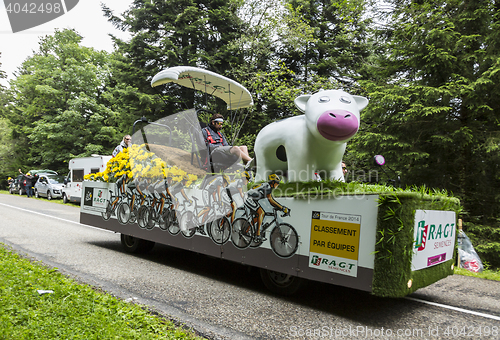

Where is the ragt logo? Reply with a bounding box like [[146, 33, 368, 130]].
[[415, 220, 455, 252], [414, 221, 428, 251], [311, 255, 322, 266]]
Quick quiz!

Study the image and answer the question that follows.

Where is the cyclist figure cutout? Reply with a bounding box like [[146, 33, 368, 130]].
[[225, 171, 250, 223], [244, 174, 290, 242]]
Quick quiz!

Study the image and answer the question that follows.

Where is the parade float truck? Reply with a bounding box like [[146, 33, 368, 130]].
[[79, 67, 460, 297]]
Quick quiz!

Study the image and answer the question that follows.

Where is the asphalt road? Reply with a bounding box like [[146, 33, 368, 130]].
[[1, 193, 499, 339]]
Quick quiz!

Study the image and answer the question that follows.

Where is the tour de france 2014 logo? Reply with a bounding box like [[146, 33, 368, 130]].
[[4, 1, 79, 33]]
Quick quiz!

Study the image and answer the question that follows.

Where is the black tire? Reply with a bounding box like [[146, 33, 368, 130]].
[[270, 223, 299, 258], [35, 190, 40, 198], [63, 193, 69, 204], [47, 191, 52, 200], [9, 188, 13, 194], [120, 234, 155, 254], [231, 218, 253, 249], [259, 268, 306, 296]]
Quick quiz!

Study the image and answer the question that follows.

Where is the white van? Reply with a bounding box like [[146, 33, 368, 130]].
[[62, 155, 112, 203]]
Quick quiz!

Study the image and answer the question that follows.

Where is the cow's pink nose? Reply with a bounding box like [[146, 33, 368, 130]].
[[317, 110, 359, 141]]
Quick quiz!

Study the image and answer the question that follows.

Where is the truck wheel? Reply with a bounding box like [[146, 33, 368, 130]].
[[120, 234, 155, 254], [63, 194, 69, 204], [259, 268, 306, 296]]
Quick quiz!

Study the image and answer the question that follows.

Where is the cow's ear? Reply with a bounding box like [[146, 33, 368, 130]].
[[353, 95, 369, 111], [294, 95, 311, 113]]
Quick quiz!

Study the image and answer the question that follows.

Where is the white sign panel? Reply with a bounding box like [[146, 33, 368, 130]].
[[412, 210, 456, 271], [81, 182, 110, 213]]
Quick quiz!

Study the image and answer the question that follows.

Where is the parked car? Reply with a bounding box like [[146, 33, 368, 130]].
[[34, 174, 65, 200], [9, 174, 26, 195]]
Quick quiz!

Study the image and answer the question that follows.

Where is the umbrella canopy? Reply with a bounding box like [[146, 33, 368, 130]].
[[151, 66, 253, 110]]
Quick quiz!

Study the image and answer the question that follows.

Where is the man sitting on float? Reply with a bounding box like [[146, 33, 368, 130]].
[[202, 113, 254, 170]]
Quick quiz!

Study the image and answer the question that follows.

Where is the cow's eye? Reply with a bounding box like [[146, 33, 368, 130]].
[[340, 96, 351, 104], [318, 96, 330, 103]]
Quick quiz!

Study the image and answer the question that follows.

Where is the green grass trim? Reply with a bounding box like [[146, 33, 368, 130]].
[[372, 194, 460, 297]]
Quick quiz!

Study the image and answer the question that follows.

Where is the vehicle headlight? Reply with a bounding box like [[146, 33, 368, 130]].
[[53, 189, 60, 194]]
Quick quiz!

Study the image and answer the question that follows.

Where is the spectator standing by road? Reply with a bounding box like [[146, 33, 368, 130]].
[[18, 169, 34, 198], [113, 135, 132, 157]]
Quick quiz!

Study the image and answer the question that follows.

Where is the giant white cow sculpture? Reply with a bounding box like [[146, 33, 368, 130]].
[[254, 89, 369, 182]]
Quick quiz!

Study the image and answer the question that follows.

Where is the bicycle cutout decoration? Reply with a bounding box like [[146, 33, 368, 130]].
[[98, 171, 299, 259]]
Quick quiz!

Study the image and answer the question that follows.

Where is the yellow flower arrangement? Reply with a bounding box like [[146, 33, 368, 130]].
[[84, 144, 198, 186]]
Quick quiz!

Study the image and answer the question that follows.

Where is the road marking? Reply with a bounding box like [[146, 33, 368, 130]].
[[405, 297, 500, 321], [0, 202, 114, 233]]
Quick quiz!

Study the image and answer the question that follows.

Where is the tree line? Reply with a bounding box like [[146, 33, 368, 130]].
[[0, 0, 498, 267]]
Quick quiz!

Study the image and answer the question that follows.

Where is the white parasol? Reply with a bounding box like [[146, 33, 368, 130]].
[[151, 66, 253, 110]]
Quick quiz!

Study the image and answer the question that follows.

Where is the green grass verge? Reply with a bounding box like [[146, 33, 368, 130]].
[[0, 244, 203, 340], [454, 267, 500, 281], [0, 190, 78, 207]]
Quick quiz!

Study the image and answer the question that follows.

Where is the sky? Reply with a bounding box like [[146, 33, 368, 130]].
[[0, 0, 134, 87]]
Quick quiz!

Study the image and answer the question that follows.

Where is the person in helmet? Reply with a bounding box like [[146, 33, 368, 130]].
[[202, 113, 254, 170], [244, 173, 289, 241], [18, 169, 34, 198]]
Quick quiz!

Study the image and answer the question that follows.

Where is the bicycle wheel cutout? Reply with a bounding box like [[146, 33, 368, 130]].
[[117, 202, 131, 225], [209, 217, 230, 245], [137, 205, 149, 229], [270, 223, 298, 258], [168, 211, 180, 235], [159, 209, 171, 231], [146, 207, 155, 230], [102, 200, 113, 221], [231, 218, 253, 249], [180, 211, 196, 238]]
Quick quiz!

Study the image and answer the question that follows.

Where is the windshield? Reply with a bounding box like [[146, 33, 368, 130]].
[[47, 175, 65, 184]]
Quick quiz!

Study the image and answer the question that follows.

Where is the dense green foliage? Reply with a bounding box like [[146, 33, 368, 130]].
[[0, 244, 202, 339], [0, 0, 498, 267], [5, 30, 122, 175]]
